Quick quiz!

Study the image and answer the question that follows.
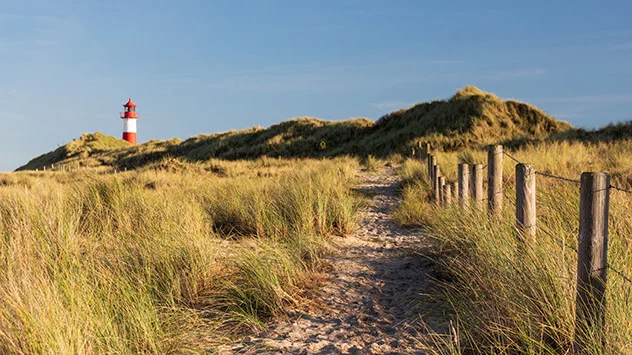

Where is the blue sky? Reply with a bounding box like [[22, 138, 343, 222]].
[[1, 0, 631, 171]]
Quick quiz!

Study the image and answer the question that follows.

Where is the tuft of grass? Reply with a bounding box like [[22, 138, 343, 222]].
[[397, 141, 632, 354], [361, 155, 382, 171], [0, 157, 360, 353]]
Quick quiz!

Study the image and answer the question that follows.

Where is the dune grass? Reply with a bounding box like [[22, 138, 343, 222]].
[[0, 157, 360, 354], [396, 141, 632, 354]]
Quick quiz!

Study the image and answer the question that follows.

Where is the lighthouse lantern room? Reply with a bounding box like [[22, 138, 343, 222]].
[[120, 98, 139, 145]]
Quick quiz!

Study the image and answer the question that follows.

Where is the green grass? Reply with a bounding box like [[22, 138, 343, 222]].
[[0, 157, 360, 353], [396, 141, 632, 354]]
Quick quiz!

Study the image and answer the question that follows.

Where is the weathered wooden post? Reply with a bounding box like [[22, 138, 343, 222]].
[[574, 172, 609, 354], [488, 145, 503, 216], [429, 155, 436, 186], [433, 165, 441, 205], [470, 164, 484, 208], [443, 181, 452, 205], [515, 164, 536, 241], [414, 142, 420, 159], [439, 176, 446, 205], [423, 143, 431, 163], [458, 163, 470, 208]]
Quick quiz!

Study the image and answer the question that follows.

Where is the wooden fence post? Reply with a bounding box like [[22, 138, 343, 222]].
[[488, 145, 503, 216], [423, 143, 431, 163], [429, 155, 437, 187], [443, 181, 452, 205], [470, 164, 484, 209], [574, 172, 609, 354], [433, 165, 441, 205], [458, 163, 470, 208], [515, 164, 536, 241], [427, 154, 432, 183], [439, 176, 446, 205]]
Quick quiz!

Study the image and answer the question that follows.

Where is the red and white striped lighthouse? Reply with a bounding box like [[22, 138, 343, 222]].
[[120, 98, 139, 145]]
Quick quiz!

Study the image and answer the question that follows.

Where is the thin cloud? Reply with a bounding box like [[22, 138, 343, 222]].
[[566, 30, 632, 40], [371, 101, 410, 110], [424, 59, 464, 65], [0, 13, 73, 58], [551, 113, 586, 119], [197, 66, 425, 93], [610, 42, 632, 50], [153, 57, 460, 92], [0, 38, 59, 57], [160, 58, 462, 82], [0, 111, 24, 120], [490, 68, 546, 79], [534, 95, 632, 104]]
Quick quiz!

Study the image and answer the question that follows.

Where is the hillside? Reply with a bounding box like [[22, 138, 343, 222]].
[[20, 132, 132, 170], [17, 86, 572, 171]]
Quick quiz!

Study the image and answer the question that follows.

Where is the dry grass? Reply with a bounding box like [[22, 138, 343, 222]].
[[0, 157, 360, 353], [396, 140, 632, 354]]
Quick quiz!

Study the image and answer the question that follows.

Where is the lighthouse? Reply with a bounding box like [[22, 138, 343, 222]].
[[120, 98, 139, 145]]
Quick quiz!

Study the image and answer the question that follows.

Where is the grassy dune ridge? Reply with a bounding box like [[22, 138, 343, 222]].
[[18, 86, 570, 171], [396, 141, 632, 354], [0, 157, 360, 353]]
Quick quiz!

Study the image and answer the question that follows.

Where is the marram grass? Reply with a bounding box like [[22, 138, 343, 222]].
[[0, 157, 360, 354], [397, 140, 632, 354]]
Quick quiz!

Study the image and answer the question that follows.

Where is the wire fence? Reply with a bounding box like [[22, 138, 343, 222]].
[[501, 150, 632, 286], [424, 148, 632, 286], [424, 147, 632, 344]]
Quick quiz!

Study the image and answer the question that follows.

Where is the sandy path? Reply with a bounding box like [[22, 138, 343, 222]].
[[218, 167, 448, 354]]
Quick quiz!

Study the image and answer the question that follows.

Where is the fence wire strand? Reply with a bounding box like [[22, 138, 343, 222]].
[[534, 171, 582, 184], [610, 184, 632, 194], [608, 265, 632, 285], [505, 152, 632, 193], [503, 151, 521, 164], [430, 150, 632, 286], [503, 151, 582, 184], [503, 191, 516, 208]]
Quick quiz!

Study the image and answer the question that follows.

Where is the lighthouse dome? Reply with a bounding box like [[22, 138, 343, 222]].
[[123, 98, 137, 107]]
